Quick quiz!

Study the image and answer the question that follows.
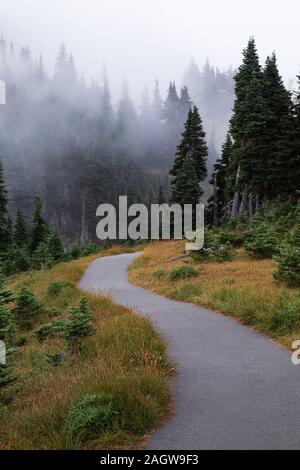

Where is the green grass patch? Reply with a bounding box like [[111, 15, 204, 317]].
[[169, 265, 198, 281]]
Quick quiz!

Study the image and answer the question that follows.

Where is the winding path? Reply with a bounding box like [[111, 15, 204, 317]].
[[80, 252, 300, 450]]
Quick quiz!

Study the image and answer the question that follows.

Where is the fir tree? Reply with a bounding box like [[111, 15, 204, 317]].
[[229, 38, 270, 216], [262, 54, 296, 197], [170, 106, 208, 186], [0, 273, 14, 343], [0, 159, 8, 251], [12, 285, 42, 330], [30, 196, 48, 252], [47, 231, 64, 261], [208, 134, 233, 223], [3, 214, 13, 250], [14, 208, 28, 248], [0, 348, 19, 390], [65, 298, 95, 352], [156, 184, 165, 205], [171, 154, 201, 206]]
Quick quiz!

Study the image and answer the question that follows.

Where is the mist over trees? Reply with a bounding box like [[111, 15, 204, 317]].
[[182, 59, 236, 171], [0, 35, 237, 244]]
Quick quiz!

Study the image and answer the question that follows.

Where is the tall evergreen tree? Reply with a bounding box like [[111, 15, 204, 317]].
[[170, 106, 207, 205], [14, 208, 28, 248], [0, 159, 8, 252], [30, 196, 48, 252], [170, 106, 207, 183], [229, 38, 271, 216], [262, 54, 296, 197], [3, 214, 13, 249], [208, 134, 233, 223], [172, 154, 201, 205]]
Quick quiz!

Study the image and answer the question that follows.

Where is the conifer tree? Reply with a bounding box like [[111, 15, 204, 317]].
[[0, 159, 8, 251], [14, 209, 28, 248], [47, 231, 64, 261], [3, 214, 13, 250], [30, 196, 48, 252], [65, 298, 95, 352], [229, 38, 270, 216], [164, 82, 179, 121], [12, 285, 42, 330], [208, 134, 233, 223], [0, 273, 14, 343], [0, 353, 19, 389], [172, 154, 201, 205], [170, 106, 208, 186], [156, 184, 165, 205], [262, 54, 295, 197]]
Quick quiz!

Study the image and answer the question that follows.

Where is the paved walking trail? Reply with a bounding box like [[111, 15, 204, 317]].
[[80, 252, 300, 450]]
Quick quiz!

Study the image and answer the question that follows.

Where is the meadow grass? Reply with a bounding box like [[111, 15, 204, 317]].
[[0, 245, 172, 450], [128, 241, 300, 349]]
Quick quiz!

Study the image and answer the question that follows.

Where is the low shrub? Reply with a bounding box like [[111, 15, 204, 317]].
[[47, 280, 71, 297], [12, 286, 43, 330], [214, 242, 234, 262], [273, 244, 300, 287], [35, 320, 67, 342], [244, 223, 279, 259]]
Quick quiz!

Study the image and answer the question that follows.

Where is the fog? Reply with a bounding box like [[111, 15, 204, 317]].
[[1, 0, 299, 100], [0, 0, 299, 244]]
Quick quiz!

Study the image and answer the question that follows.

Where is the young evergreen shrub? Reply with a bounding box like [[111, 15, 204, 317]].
[[47, 280, 71, 297], [80, 242, 101, 257], [0, 347, 19, 390], [218, 228, 245, 247], [35, 320, 67, 342], [215, 242, 234, 262], [65, 298, 95, 351], [244, 223, 279, 258], [273, 244, 300, 287], [68, 243, 81, 260], [169, 265, 198, 281], [0, 275, 15, 345], [65, 393, 119, 441], [12, 286, 43, 330], [12, 248, 31, 273], [32, 242, 54, 270], [47, 231, 65, 261]]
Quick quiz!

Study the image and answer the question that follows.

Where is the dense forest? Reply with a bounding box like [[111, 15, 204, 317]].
[[1, 36, 299, 278], [170, 38, 300, 223], [0, 36, 235, 248]]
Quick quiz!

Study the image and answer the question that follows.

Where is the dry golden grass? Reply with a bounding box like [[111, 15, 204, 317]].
[[128, 241, 300, 349], [0, 245, 171, 450]]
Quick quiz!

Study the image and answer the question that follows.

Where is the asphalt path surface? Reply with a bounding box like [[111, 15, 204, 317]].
[[80, 252, 300, 450]]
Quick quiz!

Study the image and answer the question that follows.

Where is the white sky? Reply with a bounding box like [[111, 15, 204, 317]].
[[0, 0, 299, 101]]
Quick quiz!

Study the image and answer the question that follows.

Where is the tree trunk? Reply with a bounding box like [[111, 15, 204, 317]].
[[231, 164, 241, 219], [255, 193, 260, 213], [248, 193, 254, 218], [80, 195, 88, 245], [213, 174, 218, 226], [239, 190, 248, 215], [231, 191, 240, 218]]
